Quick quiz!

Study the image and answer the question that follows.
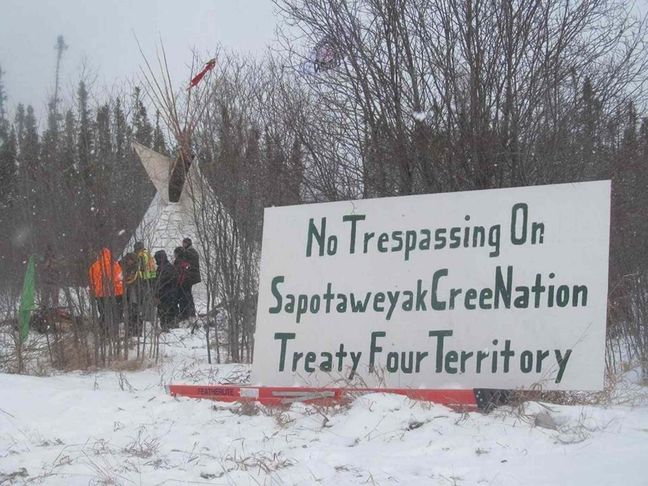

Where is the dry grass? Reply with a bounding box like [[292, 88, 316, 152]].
[[220, 449, 294, 474], [225, 400, 259, 416], [110, 358, 153, 373], [262, 405, 295, 428], [0, 467, 28, 484], [122, 428, 160, 459], [506, 366, 648, 409], [51, 334, 92, 371]]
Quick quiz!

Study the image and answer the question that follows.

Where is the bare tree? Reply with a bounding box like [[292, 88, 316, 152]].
[[276, 0, 648, 194]]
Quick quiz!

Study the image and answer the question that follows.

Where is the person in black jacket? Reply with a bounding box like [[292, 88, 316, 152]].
[[154, 250, 178, 331], [181, 237, 201, 318], [173, 247, 190, 320], [122, 252, 143, 337]]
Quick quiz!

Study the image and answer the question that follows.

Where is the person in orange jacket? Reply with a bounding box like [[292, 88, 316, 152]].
[[89, 247, 124, 328]]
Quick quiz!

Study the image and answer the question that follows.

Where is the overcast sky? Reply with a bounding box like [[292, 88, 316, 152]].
[[3, 0, 647, 121], [0, 0, 278, 119]]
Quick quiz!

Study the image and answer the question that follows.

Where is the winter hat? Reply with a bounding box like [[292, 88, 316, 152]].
[[154, 250, 168, 266]]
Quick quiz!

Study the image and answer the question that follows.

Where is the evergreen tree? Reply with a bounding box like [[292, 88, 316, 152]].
[[0, 132, 15, 238], [41, 103, 60, 172], [640, 117, 648, 162], [59, 109, 78, 252], [77, 81, 93, 181], [14, 104, 25, 146], [20, 106, 40, 180], [38, 38, 67, 185], [93, 103, 112, 219], [113, 96, 136, 237], [0, 128, 17, 203], [132, 87, 152, 146], [578, 78, 603, 177], [0, 65, 15, 202], [61, 109, 77, 181], [623, 101, 638, 152], [262, 129, 284, 207], [0, 92, 15, 272], [286, 139, 303, 205], [152, 110, 167, 154], [0, 65, 8, 138], [95, 104, 112, 162], [113, 97, 127, 162], [10, 105, 41, 256]]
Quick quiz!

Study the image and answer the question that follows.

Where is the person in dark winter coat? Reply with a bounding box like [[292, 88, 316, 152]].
[[173, 247, 191, 320], [121, 252, 143, 337], [154, 250, 178, 331], [181, 237, 201, 318]]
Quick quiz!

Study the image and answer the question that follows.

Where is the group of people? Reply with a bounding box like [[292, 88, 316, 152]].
[[88, 237, 201, 334]]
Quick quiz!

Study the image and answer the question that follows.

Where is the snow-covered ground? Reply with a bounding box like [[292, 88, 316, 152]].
[[1, 329, 648, 485]]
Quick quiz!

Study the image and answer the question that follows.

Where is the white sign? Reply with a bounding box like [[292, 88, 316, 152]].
[[252, 181, 610, 390]]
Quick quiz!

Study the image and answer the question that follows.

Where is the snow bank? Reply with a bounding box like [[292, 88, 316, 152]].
[[1, 329, 647, 485]]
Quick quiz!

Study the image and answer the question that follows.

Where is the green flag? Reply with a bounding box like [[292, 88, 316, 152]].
[[18, 255, 36, 342]]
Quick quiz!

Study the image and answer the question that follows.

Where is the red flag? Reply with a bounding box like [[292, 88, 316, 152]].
[[188, 58, 216, 89]]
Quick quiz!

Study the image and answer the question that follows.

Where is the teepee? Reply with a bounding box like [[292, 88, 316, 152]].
[[128, 141, 200, 254], [127, 141, 208, 306]]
